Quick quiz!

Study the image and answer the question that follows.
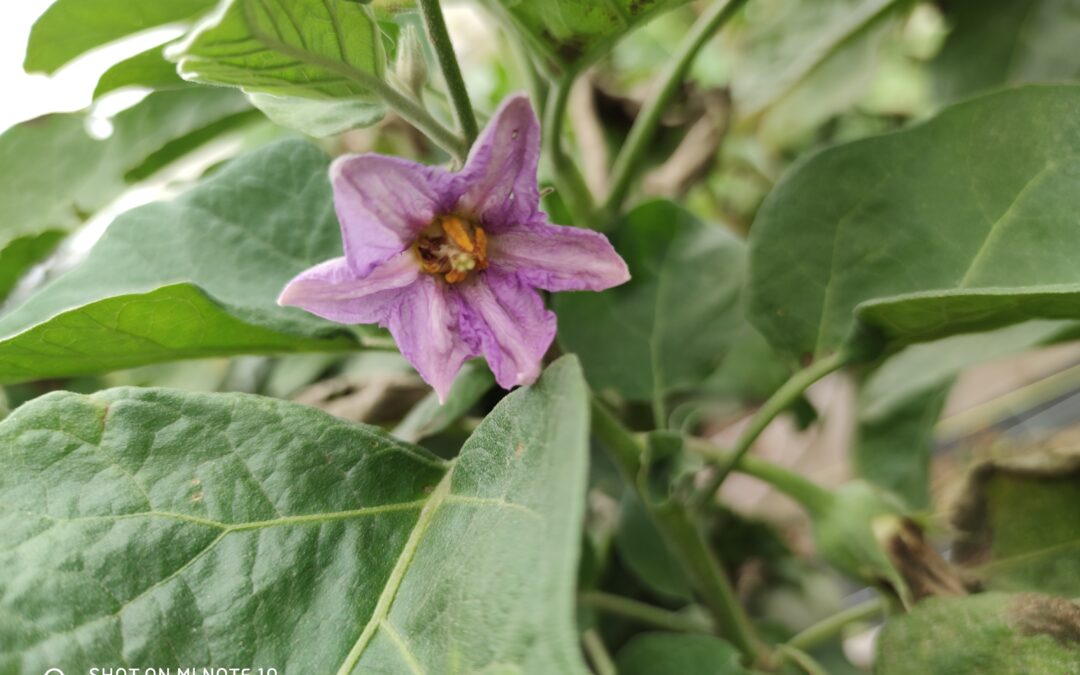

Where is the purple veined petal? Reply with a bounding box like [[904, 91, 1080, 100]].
[[455, 269, 556, 391], [278, 253, 420, 325], [488, 218, 631, 292], [387, 275, 474, 403], [331, 154, 463, 277], [456, 93, 542, 231]]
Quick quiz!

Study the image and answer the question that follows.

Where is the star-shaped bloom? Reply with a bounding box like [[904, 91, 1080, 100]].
[[279, 94, 629, 401]]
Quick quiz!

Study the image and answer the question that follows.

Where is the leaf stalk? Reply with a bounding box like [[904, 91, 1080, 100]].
[[601, 0, 748, 216], [589, 397, 768, 665]]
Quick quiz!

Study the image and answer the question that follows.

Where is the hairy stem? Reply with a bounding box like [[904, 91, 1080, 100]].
[[579, 591, 714, 634], [785, 597, 884, 651], [544, 71, 598, 227], [378, 80, 469, 161], [417, 0, 479, 147], [777, 645, 831, 675], [683, 438, 834, 516], [582, 629, 616, 675], [590, 397, 766, 664], [694, 350, 851, 507], [602, 0, 748, 215]]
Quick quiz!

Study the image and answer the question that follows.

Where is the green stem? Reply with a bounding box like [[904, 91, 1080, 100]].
[[602, 0, 748, 216], [777, 645, 830, 675], [582, 629, 617, 675], [417, 0, 479, 147], [683, 439, 833, 516], [378, 80, 469, 161], [579, 591, 714, 634], [694, 350, 850, 507], [543, 71, 598, 227], [785, 598, 884, 651], [590, 397, 766, 664]]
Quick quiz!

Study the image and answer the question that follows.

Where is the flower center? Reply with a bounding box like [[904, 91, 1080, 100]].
[[413, 215, 489, 284]]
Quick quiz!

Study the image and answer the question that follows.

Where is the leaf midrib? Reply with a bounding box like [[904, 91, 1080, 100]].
[[336, 467, 455, 675]]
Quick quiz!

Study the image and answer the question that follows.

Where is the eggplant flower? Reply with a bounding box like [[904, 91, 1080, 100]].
[[279, 94, 629, 401]]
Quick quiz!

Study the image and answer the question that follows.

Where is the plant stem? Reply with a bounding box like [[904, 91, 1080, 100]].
[[602, 0, 748, 216], [777, 645, 831, 675], [378, 79, 469, 161], [579, 591, 714, 634], [582, 629, 617, 675], [589, 397, 766, 664], [544, 71, 598, 227], [694, 350, 850, 507], [785, 597, 884, 651], [683, 439, 833, 516], [417, 0, 479, 147]]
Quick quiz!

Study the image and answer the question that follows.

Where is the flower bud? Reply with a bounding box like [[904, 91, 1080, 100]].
[[811, 480, 912, 605], [395, 25, 428, 97]]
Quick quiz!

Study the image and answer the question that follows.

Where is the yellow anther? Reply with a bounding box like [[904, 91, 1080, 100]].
[[445, 269, 467, 284], [441, 216, 475, 253]]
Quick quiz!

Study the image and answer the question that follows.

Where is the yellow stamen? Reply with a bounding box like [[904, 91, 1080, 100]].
[[442, 216, 475, 253], [474, 226, 488, 267], [445, 270, 467, 284]]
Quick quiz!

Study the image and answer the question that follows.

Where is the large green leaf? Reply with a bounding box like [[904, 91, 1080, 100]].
[[748, 85, 1080, 361], [952, 447, 1080, 597], [933, 0, 1080, 102], [0, 139, 364, 384], [615, 634, 750, 675], [877, 593, 1080, 674], [732, 0, 904, 146], [0, 88, 254, 303], [484, 0, 692, 69], [248, 93, 386, 137], [175, 0, 387, 100], [859, 321, 1079, 422], [94, 45, 187, 98], [24, 0, 218, 74], [854, 381, 950, 509], [0, 357, 591, 673], [556, 200, 789, 414]]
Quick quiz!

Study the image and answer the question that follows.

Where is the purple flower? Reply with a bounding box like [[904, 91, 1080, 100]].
[[279, 94, 629, 401]]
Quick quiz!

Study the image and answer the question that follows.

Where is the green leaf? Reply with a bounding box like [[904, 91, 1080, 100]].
[[615, 493, 693, 601], [877, 593, 1080, 674], [732, 0, 904, 146], [24, 0, 218, 74], [0, 356, 591, 673], [556, 200, 788, 410], [0, 139, 362, 384], [94, 45, 187, 98], [485, 0, 692, 69], [933, 0, 1080, 102], [615, 634, 750, 675], [249, 93, 385, 137], [0, 87, 254, 303], [854, 380, 949, 509], [393, 361, 495, 444], [175, 0, 387, 100], [859, 321, 1079, 422], [952, 447, 1080, 597], [748, 85, 1080, 361]]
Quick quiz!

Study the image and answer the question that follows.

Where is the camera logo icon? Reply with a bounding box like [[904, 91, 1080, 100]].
[[44, 669, 64, 675]]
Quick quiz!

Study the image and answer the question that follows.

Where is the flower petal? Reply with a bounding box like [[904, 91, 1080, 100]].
[[488, 218, 631, 292], [455, 270, 556, 390], [387, 275, 473, 402], [331, 154, 462, 276], [277, 254, 419, 324], [456, 93, 541, 231]]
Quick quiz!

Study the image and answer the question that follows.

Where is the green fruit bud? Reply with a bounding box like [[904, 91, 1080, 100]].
[[396, 25, 428, 97], [811, 480, 912, 605]]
